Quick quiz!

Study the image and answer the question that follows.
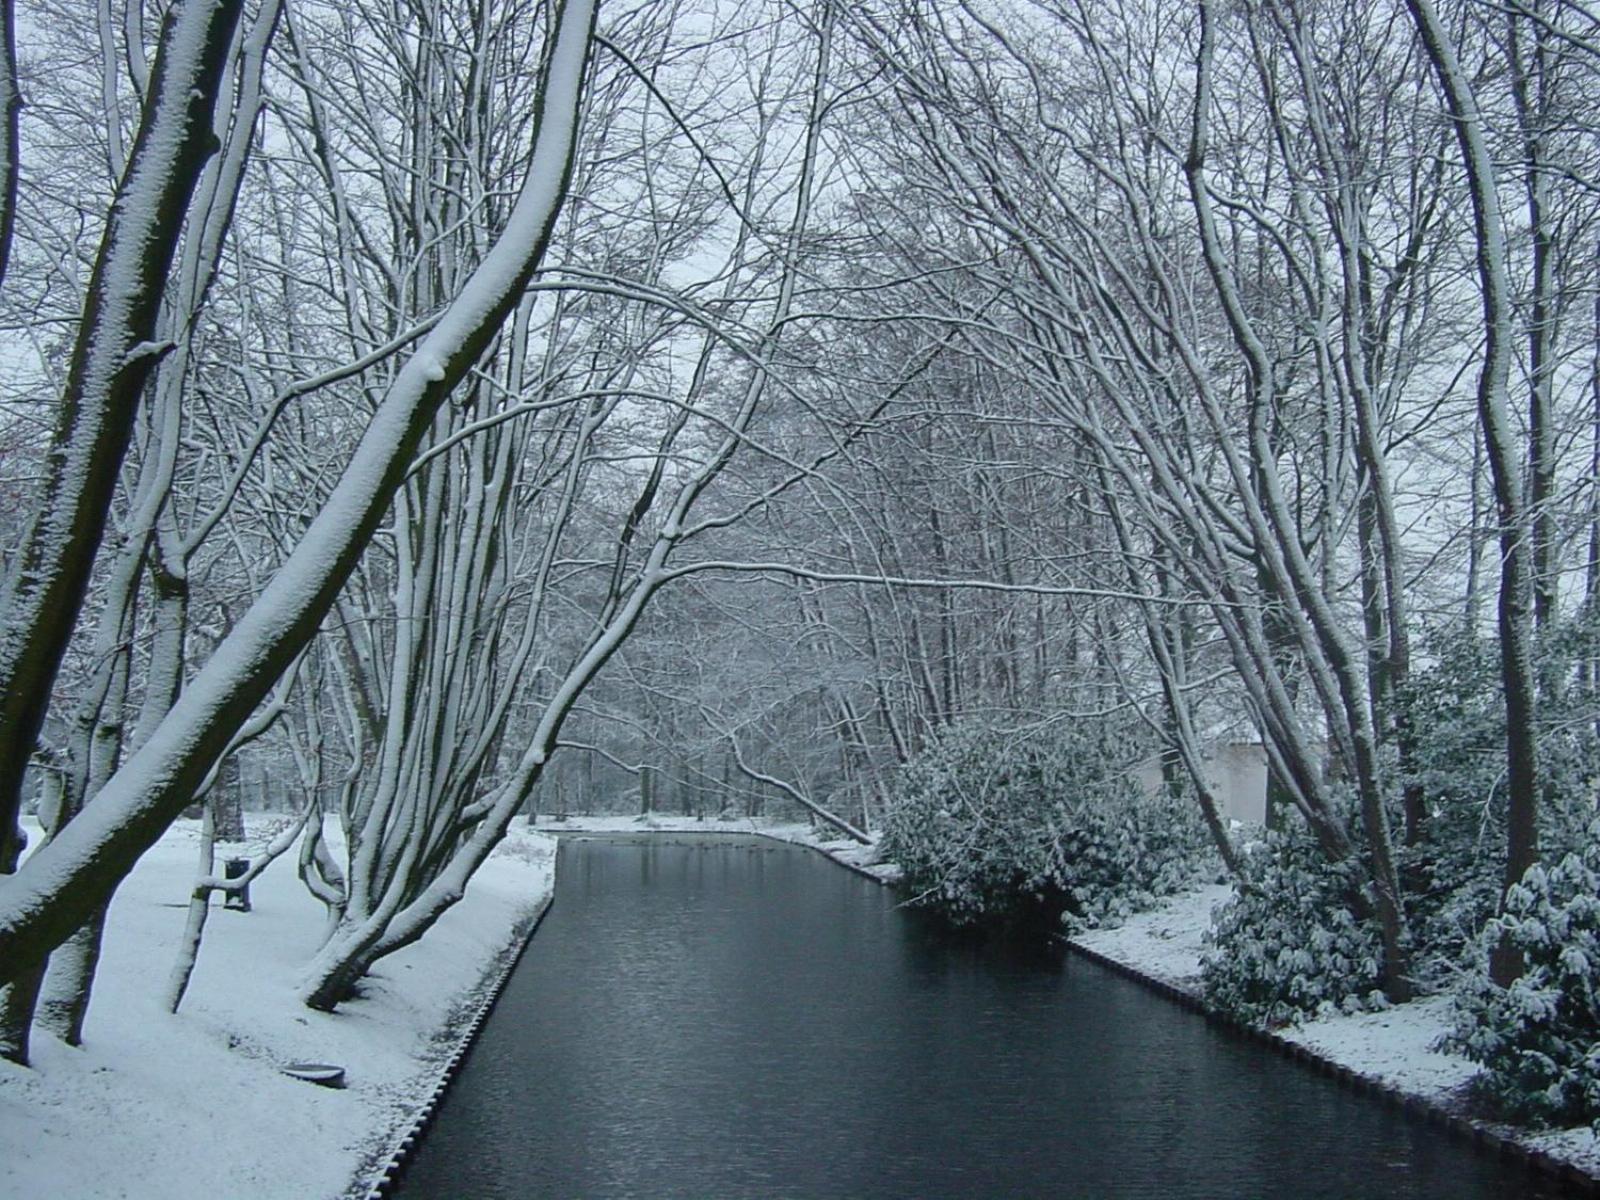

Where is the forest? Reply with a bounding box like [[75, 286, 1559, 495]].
[[0, 0, 1598, 1139]]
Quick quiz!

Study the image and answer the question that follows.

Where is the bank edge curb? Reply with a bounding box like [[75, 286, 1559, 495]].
[[1065, 937, 1600, 1196], [750, 830, 898, 886], [353, 892, 555, 1200]]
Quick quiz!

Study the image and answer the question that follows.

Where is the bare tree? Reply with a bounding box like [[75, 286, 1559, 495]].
[[1405, 0, 1539, 987], [0, 0, 253, 1065], [0, 0, 598, 1008]]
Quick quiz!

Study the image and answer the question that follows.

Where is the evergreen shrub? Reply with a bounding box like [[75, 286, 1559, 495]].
[[878, 720, 1209, 932], [1397, 618, 1600, 986], [1202, 827, 1388, 1026], [1445, 827, 1600, 1131], [1394, 635, 1510, 986]]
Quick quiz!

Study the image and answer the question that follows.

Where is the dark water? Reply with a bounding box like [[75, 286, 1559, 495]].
[[397, 837, 1558, 1199]]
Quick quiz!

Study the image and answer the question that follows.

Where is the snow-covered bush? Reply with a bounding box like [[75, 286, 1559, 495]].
[[1394, 635, 1509, 985], [1202, 828, 1387, 1026], [879, 720, 1209, 931], [1396, 621, 1600, 986], [1445, 830, 1600, 1130]]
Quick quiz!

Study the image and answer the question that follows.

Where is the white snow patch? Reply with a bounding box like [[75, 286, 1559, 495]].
[[1280, 994, 1481, 1095], [1, 816, 554, 1200], [1528, 1126, 1600, 1178], [1070, 883, 1231, 990]]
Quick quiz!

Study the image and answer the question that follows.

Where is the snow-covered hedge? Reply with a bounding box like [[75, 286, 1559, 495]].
[[879, 721, 1209, 931], [1202, 829, 1387, 1026], [1445, 830, 1600, 1131], [1394, 634, 1508, 983], [1398, 619, 1600, 986]]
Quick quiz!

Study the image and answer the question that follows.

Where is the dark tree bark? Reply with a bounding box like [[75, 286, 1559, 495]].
[[0, 0, 247, 873], [0, 0, 20, 293], [0, 0, 599, 994], [1405, 0, 1540, 987], [0, 824, 41, 1064]]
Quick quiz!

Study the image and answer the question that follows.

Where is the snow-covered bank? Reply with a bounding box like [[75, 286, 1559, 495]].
[[532, 812, 903, 884], [1071, 883, 1232, 991], [1070, 886, 1600, 1186], [1, 817, 555, 1200]]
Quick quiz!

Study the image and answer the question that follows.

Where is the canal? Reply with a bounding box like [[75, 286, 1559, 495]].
[[395, 836, 1559, 1198]]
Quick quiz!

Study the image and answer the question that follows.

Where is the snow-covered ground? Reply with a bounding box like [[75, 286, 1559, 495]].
[[1070, 884, 1600, 1180], [1, 816, 555, 1200], [1277, 995, 1481, 1096], [1071, 882, 1232, 990], [532, 812, 903, 883]]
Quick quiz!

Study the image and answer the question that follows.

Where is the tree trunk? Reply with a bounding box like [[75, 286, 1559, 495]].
[[1509, 5, 1559, 636], [1192, 1, 1410, 998], [0, 963, 43, 1066], [1406, 0, 1539, 987], [0, 808, 34, 1063], [0, 0, 247, 866], [0, 0, 599, 991], [0, 0, 21, 293], [35, 905, 108, 1046], [210, 757, 246, 842], [301, 926, 382, 1012]]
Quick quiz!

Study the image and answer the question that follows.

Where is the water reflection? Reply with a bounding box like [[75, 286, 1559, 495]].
[[396, 837, 1560, 1200]]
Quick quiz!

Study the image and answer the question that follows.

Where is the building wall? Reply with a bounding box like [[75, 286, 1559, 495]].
[[1135, 742, 1268, 826], [1207, 743, 1267, 825]]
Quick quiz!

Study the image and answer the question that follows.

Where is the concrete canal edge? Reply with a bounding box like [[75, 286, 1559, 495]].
[[1065, 938, 1600, 1197], [751, 830, 900, 886], [352, 894, 555, 1200]]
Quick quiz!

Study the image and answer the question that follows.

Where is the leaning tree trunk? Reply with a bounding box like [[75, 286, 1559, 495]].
[[1191, 0, 1411, 999], [0, 962, 43, 1066], [0, 824, 40, 1063], [1405, 0, 1539, 988], [34, 905, 108, 1047], [0, 0, 599, 992], [0, 0, 20, 294], [300, 0, 838, 1010], [0, 0, 247, 870]]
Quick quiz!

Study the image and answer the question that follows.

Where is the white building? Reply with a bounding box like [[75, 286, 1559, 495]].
[[1136, 741, 1268, 826]]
